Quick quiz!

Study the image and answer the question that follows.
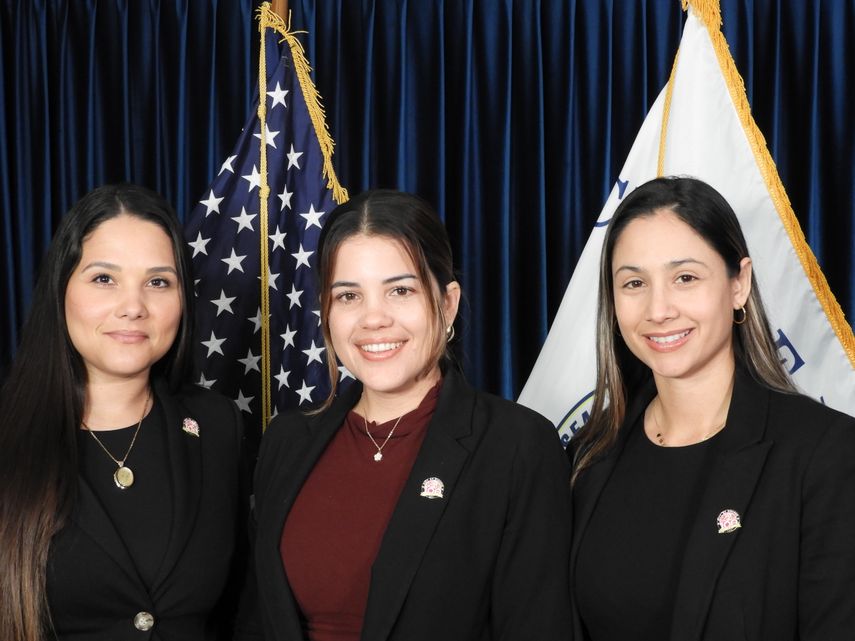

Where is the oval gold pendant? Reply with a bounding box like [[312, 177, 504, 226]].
[[114, 466, 135, 489]]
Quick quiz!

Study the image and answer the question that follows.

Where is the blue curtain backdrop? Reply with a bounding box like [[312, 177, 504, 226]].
[[2, 0, 853, 399]]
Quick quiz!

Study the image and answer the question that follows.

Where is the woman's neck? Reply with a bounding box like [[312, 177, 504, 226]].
[[649, 366, 736, 446], [83, 376, 152, 430], [356, 369, 441, 424]]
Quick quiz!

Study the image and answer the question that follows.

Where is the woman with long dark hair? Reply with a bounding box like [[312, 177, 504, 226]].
[[236, 190, 572, 641], [0, 184, 244, 641], [570, 176, 855, 640]]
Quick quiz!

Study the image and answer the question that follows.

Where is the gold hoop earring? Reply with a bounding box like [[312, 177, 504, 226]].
[[446, 325, 455, 342], [733, 306, 747, 325]]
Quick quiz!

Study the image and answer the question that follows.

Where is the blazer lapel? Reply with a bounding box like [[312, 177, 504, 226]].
[[150, 384, 203, 595], [254, 384, 358, 640], [669, 372, 772, 641], [360, 369, 474, 641], [569, 386, 652, 639], [71, 476, 147, 589]]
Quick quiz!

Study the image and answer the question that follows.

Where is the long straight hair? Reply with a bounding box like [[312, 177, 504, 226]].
[[314, 190, 459, 411], [572, 177, 795, 484], [0, 184, 194, 641]]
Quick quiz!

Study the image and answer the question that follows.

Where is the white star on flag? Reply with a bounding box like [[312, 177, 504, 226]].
[[267, 82, 289, 108], [299, 204, 324, 229], [241, 164, 261, 191], [221, 249, 247, 274], [235, 390, 254, 414], [269, 226, 287, 251], [274, 366, 290, 389], [264, 265, 281, 291], [286, 144, 303, 170], [238, 348, 262, 374], [278, 185, 293, 210], [280, 325, 297, 348], [210, 290, 236, 316], [302, 340, 325, 365], [218, 155, 237, 175], [286, 284, 303, 309], [198, 373, 217, 389], [231, 207, 257, 233], [291, 244, 313, 269], [201, 331, 226, 357], [199, 190, 224, 217], [248, 309, 263, 333], [253, 123, 280, 149], [296, 381, 315, 405], [188, 232, 211, 257]]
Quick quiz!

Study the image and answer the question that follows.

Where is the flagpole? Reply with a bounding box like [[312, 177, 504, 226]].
[[271, 0, 288, 20]]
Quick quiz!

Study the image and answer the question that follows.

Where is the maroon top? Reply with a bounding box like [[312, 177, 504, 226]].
[[280, 382, 441, 641]]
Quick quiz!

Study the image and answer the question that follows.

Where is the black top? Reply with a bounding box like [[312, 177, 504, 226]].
[[575, 415, 720, 641], [75, 398, 173, 589]]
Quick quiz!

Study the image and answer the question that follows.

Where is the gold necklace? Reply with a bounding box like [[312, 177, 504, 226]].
[[362, 412, 404, 462], [82, 391, 151, 489]]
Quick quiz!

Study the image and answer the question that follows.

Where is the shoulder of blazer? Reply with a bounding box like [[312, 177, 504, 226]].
[[754, 378, 855, 448], [263, 380, 361, 445], [437, 368, 564, 461], [152, 378, 243, 451], [254, 382, 361, 484]]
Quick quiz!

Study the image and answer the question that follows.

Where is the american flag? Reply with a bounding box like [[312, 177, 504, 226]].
[[184, 10, 349, 440]]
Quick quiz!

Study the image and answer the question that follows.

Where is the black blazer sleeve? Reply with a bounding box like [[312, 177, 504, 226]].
[[796, 404, 855, 639], [489, 402, 574, 638]]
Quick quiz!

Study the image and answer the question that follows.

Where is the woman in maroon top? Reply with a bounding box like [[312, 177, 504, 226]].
[[236, 190, 572, 641]]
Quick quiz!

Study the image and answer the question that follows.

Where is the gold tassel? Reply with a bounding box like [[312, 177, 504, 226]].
[[258, 3, 349, 205]]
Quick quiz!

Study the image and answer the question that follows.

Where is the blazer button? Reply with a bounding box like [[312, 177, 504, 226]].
[[133, 611, 155, 631]]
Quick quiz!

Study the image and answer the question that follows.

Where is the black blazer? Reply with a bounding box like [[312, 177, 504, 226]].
[[570, 370, 855, 641], [236, 368, 573, 641], [47, 381, 245, 641]]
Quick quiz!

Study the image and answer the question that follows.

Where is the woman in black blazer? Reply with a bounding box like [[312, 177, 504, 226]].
[[569, 177, 855, 640], [0, 185, 244, 641], [235, 190, 572, 641]]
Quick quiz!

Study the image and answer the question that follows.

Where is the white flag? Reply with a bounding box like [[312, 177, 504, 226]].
[[518, 2, 855, 446]]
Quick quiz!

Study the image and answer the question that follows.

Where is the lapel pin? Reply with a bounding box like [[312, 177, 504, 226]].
[[182, 417, 200, 437], [716, 509, 741, 534], [420, 477, 444, 499]]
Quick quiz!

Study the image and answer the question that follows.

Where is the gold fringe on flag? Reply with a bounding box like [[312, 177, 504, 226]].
[[659, 0, 855, 369], [258, 3, 349, 204], [255, 2, 350, 429], [657, 48, 680, 177]]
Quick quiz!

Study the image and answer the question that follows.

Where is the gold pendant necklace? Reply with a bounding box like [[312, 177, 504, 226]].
[[362, 412, 404, 462], [82, 391, 150, 489]]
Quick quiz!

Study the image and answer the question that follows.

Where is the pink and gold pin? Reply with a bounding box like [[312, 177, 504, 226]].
[[420, 477, 444, 499], [716, 509, 741, 534], [182, 417, 200, 437]]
